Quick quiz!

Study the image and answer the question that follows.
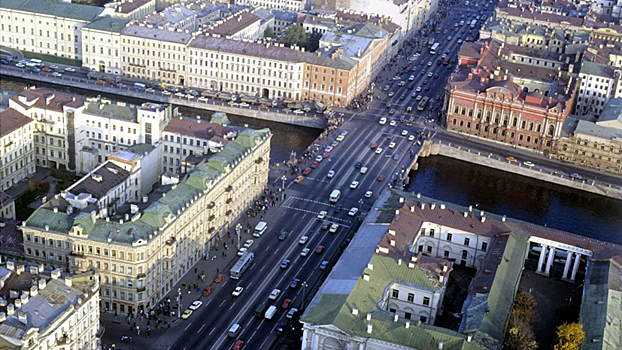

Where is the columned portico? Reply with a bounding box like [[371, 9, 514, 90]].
[[536, 244, 548, 274], [530, 237, 591, 283], [570, 253, 581, 281], [544, 247, 555, 275], [562, 252, 573, 280]]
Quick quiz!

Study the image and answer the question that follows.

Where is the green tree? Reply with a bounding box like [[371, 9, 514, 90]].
[[280, 25, 307, 47], [503, 291, 539, 350], [554, 322, 585, 350], [304, 31, 323, 52], [264, 27, 274, 38]]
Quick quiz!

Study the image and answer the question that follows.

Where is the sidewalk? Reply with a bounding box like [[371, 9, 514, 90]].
[[99, 167, 296, 350]]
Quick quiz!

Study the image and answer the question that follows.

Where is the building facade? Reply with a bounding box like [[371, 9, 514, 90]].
[[0, 192, 16, 220], [0, 108, 35, 191], [21, 122, 271, 313], [81, 17, 130, 74], [0, 0, 103, 61]]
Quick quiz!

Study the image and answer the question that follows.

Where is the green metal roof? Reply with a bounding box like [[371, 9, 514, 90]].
[[83, 16, 130, 33], [83, 100, 137, 122], [2, 0, 103, 21]]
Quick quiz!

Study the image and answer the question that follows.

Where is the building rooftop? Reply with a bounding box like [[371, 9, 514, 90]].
[[122, 23, 193, 43], [205, 11, 261, 37], [0, 219, 24, 258], [142, 3, 195, 27], [163, 116, 237, 141], [0, 109, 32, 138], [496, 4, 584, 28], [83, 16, 130, 33], [65, 161, 130, 200], [10, 89, 86, 113], [0, 0, 104, 21], [579, 60, 615, 79], [83, 99, 138, 123], [114, 0, 152, 14]]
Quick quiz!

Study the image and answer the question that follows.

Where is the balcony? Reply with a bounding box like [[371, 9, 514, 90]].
[[165, 237, 176, 246], [137, 273, 146, 279], [208, 201, 216, 209], [226, 210, 233, 216], [208, 227, 215, 233], [225, 185, 233, 192], [226, 198, 233, 204], [208, 215, 216, 222], [56, 336, 70, 345], [255, 157, 263, 164], [70, 251, 84, 257], [136, 286, 146, 292]]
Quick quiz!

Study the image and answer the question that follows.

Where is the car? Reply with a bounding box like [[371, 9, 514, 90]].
[[398, 81, 405, 87], [370, 143, 378, 149], [327, 170, 335, 178], [393, 154, 400, 160], [400, 94, 406, 100], [365, 191, 373, 198], [321, 221, 331, 230], [389, 109, 396, 115], [315, 246, 325, 254], [401, 130, 408, 136], [310, 161, 319, 169], [243, 239, 254, 249], [423, 80, 429, 85], [232, 340, 245, 350], [420, 69, 425, 75], [390, 120, 397, 126], [322, 151, 330, 158], [420, 59, 425, 65], [349, 207, 359, 216], [282, 299, 292, 309], [237, 247, 247, 256], [354, 161, 362, 168], [15, 63, 25, 68], [428, 72, 434, 78], [388, 91, 395, 97], [409, 75, 415, 81], [336, 135, 345, 142], [319, 261, 329, 270], [290, 278, 300, 289], [506, 157, 517, 163], [293, 110, 304, 114], [269, 289, 281, 300], [231, 286, 244, 297], [275, 323, 287, 335], [301, 248, 310, 257], [42, 67, 51, 72], [317, 211, 327, 220], [334, 204, 343, 213], [302, 168, 311, 175], [161, 90, 172, 96], [96, 80, 106, 85], [331, 141, 339, 147], [324, 146, 333, 153], [181, 310, 193, 319], [523, 161, 535, 167], [145, 88, 155, 93], [412, 93, 418, 99], [384, 84, 391, 91], [286, 308, 299, 319], [416, 87, 422, 92], [378, 175, 386, 182], [570, 173, 584, 180], [189, 301, 203, 310], [340, 131, 348, 136], [215, 274, 225, 283], [175, 92, 185, 98], [258, 104, 269, 110], [360, 166, 368, 174], [64, 67, 76, 72], [447, 65, 453, 70], [281, 259, 290, 269], [375, 147, 383, 154], [350, 181, 359, 189], [427, 61, 433, 67], [203, 286, 215, 296], [408, 135, 415, 141], [52, 72, 63, 77], [407, 84, 414, 90], [390, 142, 398, 149], [294, 175, 304, 183], [48, 64, 57, 69], [278, 230, 289, 240], [314, 155, 323, 162], [329, 224, 339, 233], [239, 102, 250, 107], [299, 235, 310, 246], [458, 39, 463, 44]]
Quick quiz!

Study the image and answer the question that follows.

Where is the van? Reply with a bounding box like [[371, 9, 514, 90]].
[[379, 117, 387, 125], [253, 221, 267, 238], [329, 190, 341, 203], [255, 304, 267, 318], [360, 167, 368, 174], [265, 305, 277, 320], [228, 324, 241, 338]]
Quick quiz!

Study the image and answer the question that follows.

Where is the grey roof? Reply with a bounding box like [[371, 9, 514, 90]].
[[272, 9, 298, 22], [66, 162, 130, 199], [574, 120, 622, 140], [1, 0, 104, 21], [580, 60, 614, 79], [122, 23, 193, 44], [125, 143, 156, 155], [83, 99, 138, 123], [596, 98, 622, 125], [83, 17, 130, 33]]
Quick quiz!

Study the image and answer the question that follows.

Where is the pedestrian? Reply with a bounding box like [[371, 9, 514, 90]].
[[194, 267, 197, 273]]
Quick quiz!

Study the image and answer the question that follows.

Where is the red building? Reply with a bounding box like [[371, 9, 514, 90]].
[[443, 40, 578, 153]]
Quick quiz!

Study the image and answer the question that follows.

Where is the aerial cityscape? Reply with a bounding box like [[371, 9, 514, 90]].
[[0, 0, 621, 349]]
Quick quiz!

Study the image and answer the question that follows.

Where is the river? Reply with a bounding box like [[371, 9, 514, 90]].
[[407, 156, 622, 244]]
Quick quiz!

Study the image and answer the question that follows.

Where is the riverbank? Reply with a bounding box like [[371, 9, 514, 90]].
[[410, 140, 622, 200], [0, 67, 326, 129]]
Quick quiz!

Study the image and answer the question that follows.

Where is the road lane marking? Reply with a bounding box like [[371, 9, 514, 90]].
[[219, 300, 226, 307], [185, 322, 193, 330], [197, 324, 205, 334]]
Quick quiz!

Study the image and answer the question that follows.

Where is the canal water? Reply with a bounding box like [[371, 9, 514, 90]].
[[407, 156, 622, 244], [2, 77, 322, 163]]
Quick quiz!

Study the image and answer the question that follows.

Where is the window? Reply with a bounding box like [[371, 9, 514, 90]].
[[464, 237, 470, 246], [392, 289, 399, 299], [420, 316, 428, 323], [429, 229, 435, 237], [423, 297, 430, 306], [405, 312, 412, 320], [481, 242, 488, 252], [447, 233, 452, 241], [408, 293, 414, 302], [427, 246, 433, 254]]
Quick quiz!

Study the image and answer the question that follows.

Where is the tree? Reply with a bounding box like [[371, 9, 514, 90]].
[[503, 291, 539, 350], [304, 31, 323, 52], [264, 27, 274, 38], [554, 322, 585, 350], [280, 25, 307, 47]]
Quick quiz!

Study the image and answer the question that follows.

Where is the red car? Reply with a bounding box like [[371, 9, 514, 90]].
[[454, 28, 459, 32], [378, 175, 385, 182], [370, 143, 378, 149], [282, 299, 292, 309], [422, 80, 428, 85], [232, 340, 245, 350], [214, 274, 224, 283], [316, 245, 324, 254], [323, 152, 330, 158], [258, 105, 269, 110], [461, 29, 466, 33], [447, 65, 453, 70], [302, 168, 311, 175], [420, 59, 425, 65], [310, 161, 319, 169]]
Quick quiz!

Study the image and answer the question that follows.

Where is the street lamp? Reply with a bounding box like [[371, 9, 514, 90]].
[[280, 175, 287, 200], [177, 288, 181, 318], [301, 281, 308, 310], [358, 199, 363, 212], [236, 223, 242, 251]]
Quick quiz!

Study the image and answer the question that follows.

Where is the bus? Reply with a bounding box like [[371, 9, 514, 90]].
[[29, 59, 43, 67], [253, 221, 267, 238], [427, 38, 435, 48], [230, 251, 254, 279], [134, 83, 146, 90], [417, 97, 430, 111], [430, 43, 440, 55]]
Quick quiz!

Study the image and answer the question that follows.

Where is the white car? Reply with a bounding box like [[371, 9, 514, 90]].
[[375, 148, 383, 154], [232, 286, 244, 297], [237, 247, 247, 256], [349, 207, 359, 216], [389, 142, 396, 149], [523, 161, 535, 167], [64, 67, 76, 72], [268, 289, 281, 300], [15, 63, 25, 68], [365, 191, 373, 198], [315, 155, 323, 162], [286, 308, 299, 319], [324, 146, 333, 153], [360, 167, 368, 174], [161, 91, 172, 96], [388, 91, 395, 97], [299, 236, 309, 244], [409, 75, 415, 81], [327, 170, 335, 178], [145, 88, 155, 93], [408, 135, 415, 141], [301, 248, 310, 257], [243, 239, 254, 249], [198, 97, 208, 102], [401, 130, 408, 136], [174, 92, 185, 98], [389, 120, 397, 126], [350, 181, 359, 189], [228, 101, 239, 107], [416, 87, 422, 92], [293, 110, 304, 114], [189, 301, 203, 310], [52, 72, 62, 77], [379, 117, 387, 125], [239, 102, 250, 107], [317, 211, 327, 220]]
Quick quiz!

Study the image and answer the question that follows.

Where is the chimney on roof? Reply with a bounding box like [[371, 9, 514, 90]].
[[366, 313, 372, 321], [394, 313, 399, 322], [17, 312, 27, 325], [6, 304, 14, 316], [352, 308, 358, 315], [420, 203, 425, 210], [38, 278, 46, 290], [51, 268, 61, 279], [405, 321, 410, 328], [367, 323, 373, 333]]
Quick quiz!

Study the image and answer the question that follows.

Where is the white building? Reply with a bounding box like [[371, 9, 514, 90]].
[[82, 17, 130, 74], [0, 0, 103, 60], [0, 109, 35, 191], [576, 60, 618, 116], [8, 89, 87, 171], [0, 264, 101, 350], [235, 0, 312, 11], [107, 0, 156, 20]]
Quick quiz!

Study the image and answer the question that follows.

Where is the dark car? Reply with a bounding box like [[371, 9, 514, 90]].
[[275, 323, 287, 335], [334, 204, 343, 213], [434, 73, 439, 79], [354, 161, 362, 169], [290, 278, 300, 289], [393, 154, 400, 160], [280, 259, 290, 269], [407, 84, 414, 90]]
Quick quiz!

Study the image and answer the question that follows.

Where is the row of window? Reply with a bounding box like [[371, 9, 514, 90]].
[[420, 228, 488, 250], [452, 103, 556, 134]]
